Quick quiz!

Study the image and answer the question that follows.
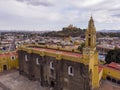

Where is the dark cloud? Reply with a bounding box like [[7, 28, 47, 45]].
[[112, 14, 120, 17], [108, 8, 120, 12], [16, 0, 54, 7]]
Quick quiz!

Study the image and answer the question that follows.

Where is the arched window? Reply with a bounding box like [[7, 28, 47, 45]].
[[25, 55, 28, 61], [68, 66, 74, 76], [11, 56, 15, 60], [36, 58, 39, 65], [50, 61, 54, 69]]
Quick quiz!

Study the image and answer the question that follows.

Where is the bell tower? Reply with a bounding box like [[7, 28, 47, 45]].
[[83, 16, 99, 89], [85, 16, 96, 49], [83, 16, 96, 56]]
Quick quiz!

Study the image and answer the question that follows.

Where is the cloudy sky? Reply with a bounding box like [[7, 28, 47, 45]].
[[0, 0, 120, 31]]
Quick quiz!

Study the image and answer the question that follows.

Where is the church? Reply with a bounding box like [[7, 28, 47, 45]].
[[18, 17, 101, 90]]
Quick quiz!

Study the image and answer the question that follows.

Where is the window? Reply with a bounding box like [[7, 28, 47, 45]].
[[89, 34, 91, 36], [88, 38, 91, 46], [11, 56, 15, 60], [50, 61, 55, 77], [68, 66, 74, 76], [36, 58, 39, 65], [50, 61, 54, 69], [50, 69, 54, 76], [25, 55, 28, 61]]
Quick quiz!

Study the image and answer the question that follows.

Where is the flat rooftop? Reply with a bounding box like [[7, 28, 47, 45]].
[[19, 45, 86, 64], [32, 47, 82, 58], [107, 62, 120, 71]]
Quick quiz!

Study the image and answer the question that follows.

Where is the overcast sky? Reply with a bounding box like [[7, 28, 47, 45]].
[[0, 0, 120, 31]]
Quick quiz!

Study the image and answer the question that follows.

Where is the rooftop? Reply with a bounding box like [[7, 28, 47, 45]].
[[107, 62, 120, 71], [19, 45, 86, 64], [32, 47, 82, 58], [0, 51, 17, 57]]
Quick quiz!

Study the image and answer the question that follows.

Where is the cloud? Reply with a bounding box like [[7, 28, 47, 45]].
[[16, 0, 54, 7], [0, 0, 120, 30], [66, 0, 105, 8], [112, 14, 120, 17]]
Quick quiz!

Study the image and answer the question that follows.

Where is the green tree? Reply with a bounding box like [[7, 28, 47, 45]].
[[78, 43, 85, 53], [105, 49, 120, 64]]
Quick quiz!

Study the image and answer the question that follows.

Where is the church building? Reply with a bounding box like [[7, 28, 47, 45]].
[[18, 16, 100, 90]]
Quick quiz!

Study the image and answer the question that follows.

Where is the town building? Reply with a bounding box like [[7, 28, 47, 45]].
[[0, 51, 18, 72], [103, 62, 120, 84], [0, 36, 18, 72]]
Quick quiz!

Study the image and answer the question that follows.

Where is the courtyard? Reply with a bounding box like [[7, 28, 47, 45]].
[[0, 70, 48, 90], [0, 70, 119, 90]]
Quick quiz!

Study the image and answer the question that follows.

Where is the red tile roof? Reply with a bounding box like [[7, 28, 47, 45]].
[[0, 52, 17, 57], [33, 48, 82, 58], [107, 62, 120, 71]]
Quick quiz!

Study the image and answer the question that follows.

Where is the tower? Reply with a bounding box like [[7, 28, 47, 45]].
[[83, 16, 99, 89], [85, 16, 96, 49], [83, 16, 96, 57]]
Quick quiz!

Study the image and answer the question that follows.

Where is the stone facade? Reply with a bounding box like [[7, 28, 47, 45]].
[[18, 50, 91, 90]]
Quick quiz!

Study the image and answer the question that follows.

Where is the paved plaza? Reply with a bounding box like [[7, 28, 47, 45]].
[[0, 70, 119, 90], [99, 80, 120, 90], [0, 70, 48, 90]]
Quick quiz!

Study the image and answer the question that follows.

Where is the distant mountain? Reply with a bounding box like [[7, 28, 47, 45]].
[[98, 30, 120, 33], [0, 30, 49, 34], [97, 30, 120, 37]]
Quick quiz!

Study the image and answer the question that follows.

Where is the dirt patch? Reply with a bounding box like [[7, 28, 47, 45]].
[[0, 70, 48, 90]]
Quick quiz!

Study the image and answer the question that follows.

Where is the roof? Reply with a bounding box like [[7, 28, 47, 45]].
[[0, 51, 17, 57], [107, 62, 120, 71], [33, 48, 82, 58], [97, 45, 114, 50]]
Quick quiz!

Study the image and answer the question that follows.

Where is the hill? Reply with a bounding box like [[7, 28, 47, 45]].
[[42, 24, 86, 37], [42, 25, 120, 38]]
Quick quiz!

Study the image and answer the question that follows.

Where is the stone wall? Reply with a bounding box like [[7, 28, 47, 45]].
[[18, 50, 91, 90]]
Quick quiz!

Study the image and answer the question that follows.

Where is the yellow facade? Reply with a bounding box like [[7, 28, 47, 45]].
[[83, 16, 99, 89], [0, 51, 18, 72], [103, 66, 120, 80], [83, 16, 120, 88]]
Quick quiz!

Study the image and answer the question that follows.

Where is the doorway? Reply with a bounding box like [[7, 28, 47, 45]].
[[106, 76, 111, 81], [3, 65, 7, 70], [50, 81, 55, 87]]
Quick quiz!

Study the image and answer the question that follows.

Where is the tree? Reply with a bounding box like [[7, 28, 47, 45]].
[[78, 43, 85, 53], [105, 49, 120, 64]]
